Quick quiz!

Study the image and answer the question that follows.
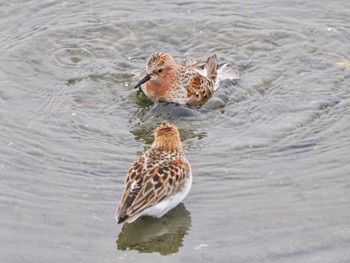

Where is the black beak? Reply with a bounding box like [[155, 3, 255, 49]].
[[133, 74, 151, 89]]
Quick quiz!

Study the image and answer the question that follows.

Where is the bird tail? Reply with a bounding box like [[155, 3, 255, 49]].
[[189, 54, 240, 91]]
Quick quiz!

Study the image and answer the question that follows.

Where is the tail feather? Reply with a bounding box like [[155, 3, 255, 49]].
[[117, 214, 128, 224], [189, 54, 240, 91], [204, 54, 218, 81]]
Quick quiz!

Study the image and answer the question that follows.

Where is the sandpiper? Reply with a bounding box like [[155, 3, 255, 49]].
[[133, 52, 238, 107], [116, 123, 192, 224]]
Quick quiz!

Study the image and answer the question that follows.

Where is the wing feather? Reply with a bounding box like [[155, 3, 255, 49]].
[[116, 156, 190, 223]]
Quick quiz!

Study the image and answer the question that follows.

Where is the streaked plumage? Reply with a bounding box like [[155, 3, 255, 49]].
[[133, 52, 239, 107], [116, 123, 192, 224]]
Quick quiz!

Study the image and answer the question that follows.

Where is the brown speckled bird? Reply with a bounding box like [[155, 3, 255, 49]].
[[115, 123, 192, 224], [133, 52, 239, 107]]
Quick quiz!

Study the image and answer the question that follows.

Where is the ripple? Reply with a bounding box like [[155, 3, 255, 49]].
[[0, 56, 39, 78], [1, 1, 350, 262], [48, 45, 96, 69]]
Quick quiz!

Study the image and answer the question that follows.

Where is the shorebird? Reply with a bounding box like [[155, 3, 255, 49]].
[[133, 52, 238, 107], [116, 123, 192, 224]]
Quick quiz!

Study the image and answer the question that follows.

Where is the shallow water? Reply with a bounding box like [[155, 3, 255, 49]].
[[1, 0, 350, 262]]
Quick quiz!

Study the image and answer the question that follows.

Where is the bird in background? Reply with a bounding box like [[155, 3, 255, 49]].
[[116, 123, 192, 224], [133, 52, 239, 108]]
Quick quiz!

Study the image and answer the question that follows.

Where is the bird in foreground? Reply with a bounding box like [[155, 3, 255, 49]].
[[115, 123, 192, 224], [133, 52, 239, 107]]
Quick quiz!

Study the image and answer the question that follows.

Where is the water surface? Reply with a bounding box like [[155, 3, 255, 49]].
[[1, 1, 350, 262]]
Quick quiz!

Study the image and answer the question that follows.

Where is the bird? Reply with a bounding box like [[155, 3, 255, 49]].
[[115, 123, 192, 224], [133, 52, 238, 107]]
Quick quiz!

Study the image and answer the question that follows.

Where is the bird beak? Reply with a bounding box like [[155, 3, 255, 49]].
[[133, 74, 151, 89]]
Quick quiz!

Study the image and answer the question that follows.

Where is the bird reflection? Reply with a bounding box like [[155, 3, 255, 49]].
[[133, 92, 201, 121], [130, 122, 207, 147], [116, 203, 191, 255]]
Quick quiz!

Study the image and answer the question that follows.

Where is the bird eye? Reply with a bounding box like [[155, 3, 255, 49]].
[[157, 68, 163, 73]]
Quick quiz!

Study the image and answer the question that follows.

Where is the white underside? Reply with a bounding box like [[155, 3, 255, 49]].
[[127, 174, 192, 223]]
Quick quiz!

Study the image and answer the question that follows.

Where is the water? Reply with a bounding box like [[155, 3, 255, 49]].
[[1, 0, 350, 262]]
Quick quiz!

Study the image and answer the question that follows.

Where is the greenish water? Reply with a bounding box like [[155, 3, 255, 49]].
[[1, 1, 350, 262]]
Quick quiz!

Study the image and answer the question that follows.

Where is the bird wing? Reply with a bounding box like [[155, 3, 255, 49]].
[[184, 70, 215, 107], [116, 157, 190, 223]]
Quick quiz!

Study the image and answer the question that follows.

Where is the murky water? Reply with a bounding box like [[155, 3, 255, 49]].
[[1, 0, 350, 262]]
